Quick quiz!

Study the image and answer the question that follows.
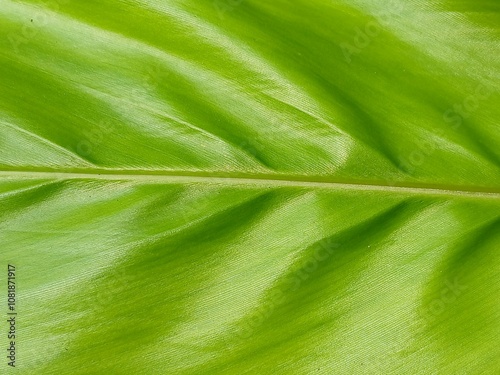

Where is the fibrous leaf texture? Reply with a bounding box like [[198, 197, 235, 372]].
[[0, 0, 499, 374]]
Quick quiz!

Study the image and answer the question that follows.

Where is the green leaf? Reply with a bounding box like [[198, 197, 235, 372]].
[[1, 0, 499, 374]]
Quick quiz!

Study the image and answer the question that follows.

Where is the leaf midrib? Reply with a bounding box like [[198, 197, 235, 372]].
[[0, 168, 499, 199]]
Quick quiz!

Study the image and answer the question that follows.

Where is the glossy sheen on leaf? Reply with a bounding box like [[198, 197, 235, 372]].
[[0, 0, 499, 374]]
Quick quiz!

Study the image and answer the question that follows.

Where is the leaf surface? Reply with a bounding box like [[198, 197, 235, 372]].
[[0, 0, 499, 374]]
